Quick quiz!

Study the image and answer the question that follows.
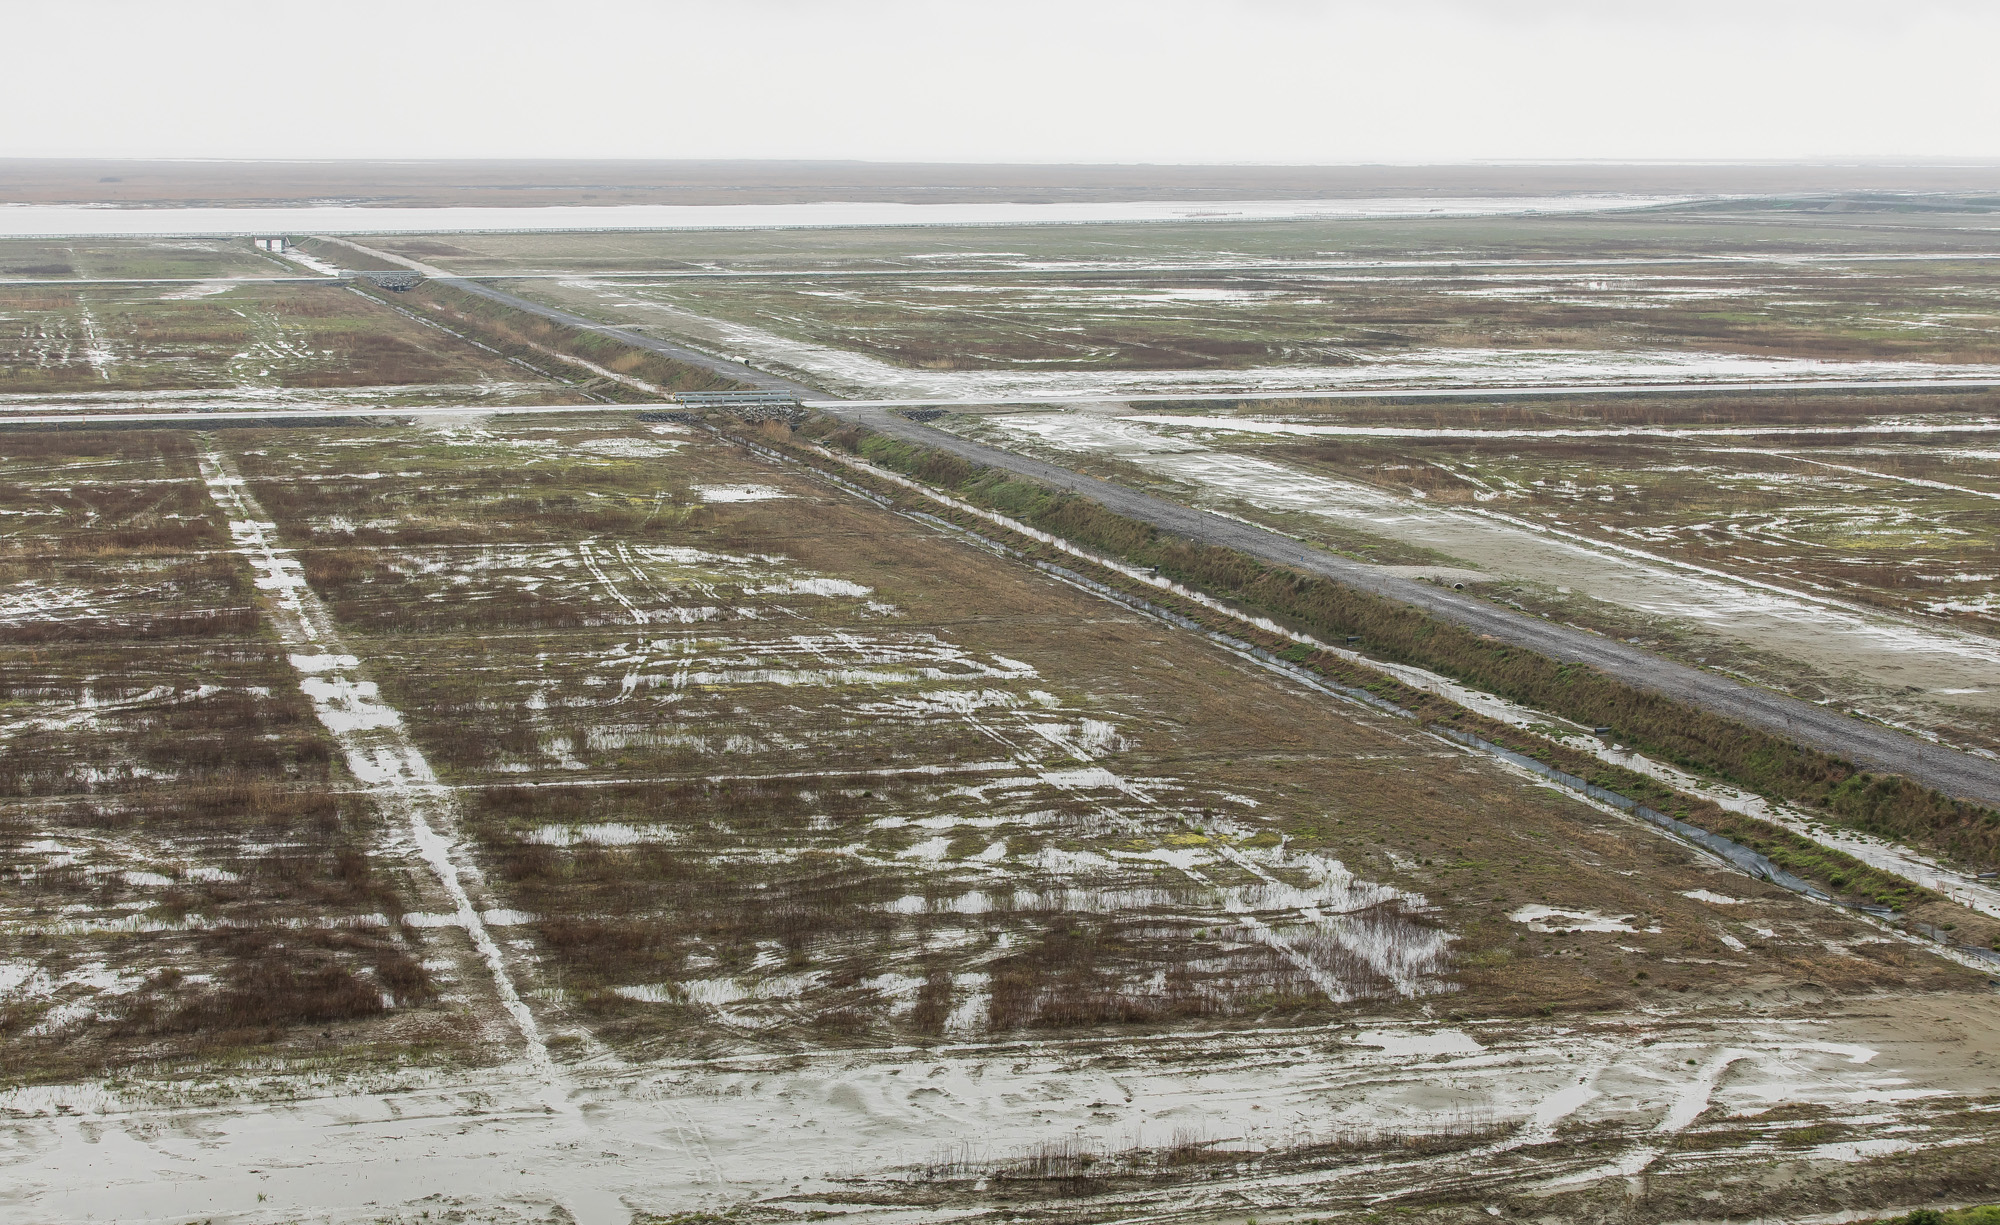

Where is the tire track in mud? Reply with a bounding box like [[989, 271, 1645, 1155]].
[[717, 1017, 1941, 1224], [577, 539, 649, 622], [553, 434, 1451, 1012], [194, 442, 552, 1068]]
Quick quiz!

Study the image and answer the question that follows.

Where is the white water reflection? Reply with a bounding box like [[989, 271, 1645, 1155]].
[[0, 195, 1694, 238]]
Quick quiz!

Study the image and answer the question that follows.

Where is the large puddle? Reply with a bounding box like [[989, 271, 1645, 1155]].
[[2, 1010, 1983, 1225], [969, 411, 2000, 726]]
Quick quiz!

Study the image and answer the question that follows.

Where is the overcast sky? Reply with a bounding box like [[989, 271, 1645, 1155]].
[[6, 0, 1998, 164]]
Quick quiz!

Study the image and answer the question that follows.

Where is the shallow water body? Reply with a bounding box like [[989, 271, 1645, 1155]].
[[1, 1010, 1985, 1225], [0, 195, 1695, 238]]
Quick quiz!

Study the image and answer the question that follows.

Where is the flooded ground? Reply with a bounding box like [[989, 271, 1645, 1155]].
[[956, 407, 2000, 745], [9, 205, 2000, 1222], [7, 998, 1998, 1224], [524, 276, 2000, 400], [5, 415, 1990, 1223]]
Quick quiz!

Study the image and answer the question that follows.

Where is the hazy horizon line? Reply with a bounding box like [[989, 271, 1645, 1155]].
[[9, 155, 2000, 169]]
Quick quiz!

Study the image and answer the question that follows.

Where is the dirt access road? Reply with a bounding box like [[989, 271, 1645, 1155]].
[[307, 239, 2000, 809]]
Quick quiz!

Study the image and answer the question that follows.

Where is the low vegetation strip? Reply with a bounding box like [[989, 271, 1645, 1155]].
[[1422, 722, 1969, 925], [1433, 725, 1830, 896], [799, 417, 2000, 875]]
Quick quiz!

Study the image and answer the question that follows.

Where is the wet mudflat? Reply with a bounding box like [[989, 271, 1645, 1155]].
[[7, 202, 2000, 1221], [2, 417, 1993, 1222], [946, 397, 2000, 754], [0, 276, 586, 410], [6, 997, 1998, 1225]]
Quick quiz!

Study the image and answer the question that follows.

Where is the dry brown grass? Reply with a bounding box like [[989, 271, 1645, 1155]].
[[404, 280, 746, 395], [0, 282, 561, 394], [10, 416, 1971, 1085], [0, 431, 464, 1084]]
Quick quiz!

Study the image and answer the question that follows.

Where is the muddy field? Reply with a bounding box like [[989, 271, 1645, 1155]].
[[142, 419, 1997, 1053], [0, 430, 482, 1086], [521, 254, 2000, 374], [0, 236, 293, 282], [945, 394, 2000, 754], [362, 209, 2000, 386], [0, 277, 592, 408], [2, 416, 1996, 1222], [4, 210, 2000, 1222]]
